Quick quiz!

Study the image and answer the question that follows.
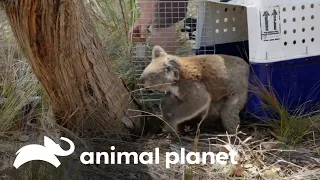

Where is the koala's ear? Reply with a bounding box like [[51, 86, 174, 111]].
[[164, 59, 180, 81], [152, 46, 167, 59]]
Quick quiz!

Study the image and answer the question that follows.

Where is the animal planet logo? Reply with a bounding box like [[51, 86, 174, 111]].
[[13, 136, 75, 169]]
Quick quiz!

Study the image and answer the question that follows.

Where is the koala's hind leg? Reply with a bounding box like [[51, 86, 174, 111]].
[[219, 90, 248, 134]]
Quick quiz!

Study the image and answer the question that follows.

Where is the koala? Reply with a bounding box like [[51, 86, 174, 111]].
[[159, 81, 211, 133], [139, 46, 249, 134], [160, 90, 222, 134]]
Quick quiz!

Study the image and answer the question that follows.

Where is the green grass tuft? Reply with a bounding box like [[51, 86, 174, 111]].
[[249, 75, 319, 146]]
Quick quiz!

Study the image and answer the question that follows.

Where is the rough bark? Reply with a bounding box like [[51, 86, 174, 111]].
[[1, 0, 140, 133]]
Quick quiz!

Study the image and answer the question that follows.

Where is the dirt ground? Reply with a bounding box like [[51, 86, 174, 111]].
[[0, 123, 319, 180]]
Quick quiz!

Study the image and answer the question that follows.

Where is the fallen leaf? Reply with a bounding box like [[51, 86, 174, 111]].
[[233, 167, 245, 177]]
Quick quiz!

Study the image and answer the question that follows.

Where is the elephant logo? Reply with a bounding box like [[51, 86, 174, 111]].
[[13, 136, 75, 169]]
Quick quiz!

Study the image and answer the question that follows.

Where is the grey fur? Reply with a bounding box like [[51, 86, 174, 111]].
[[159, 81, 211, 133]]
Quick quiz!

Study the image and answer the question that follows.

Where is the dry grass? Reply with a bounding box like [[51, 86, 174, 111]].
[[0, 11, 44, 133], [248, 75, 320, 146], [1, 125, 319, 179], [86, 0, 138, 83]]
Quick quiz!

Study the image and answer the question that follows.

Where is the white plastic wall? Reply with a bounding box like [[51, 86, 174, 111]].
[[196, 2, 248, 47], [197, 0, 320, 63]]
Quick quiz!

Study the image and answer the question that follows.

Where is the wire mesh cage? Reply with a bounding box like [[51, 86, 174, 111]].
[[130, 0, 202, 115]]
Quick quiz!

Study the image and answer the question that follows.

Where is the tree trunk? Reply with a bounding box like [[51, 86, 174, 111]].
[[1, 0, 140, 134]]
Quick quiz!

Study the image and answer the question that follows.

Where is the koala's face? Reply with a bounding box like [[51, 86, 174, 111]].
[[139, 46, 180, 92]]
